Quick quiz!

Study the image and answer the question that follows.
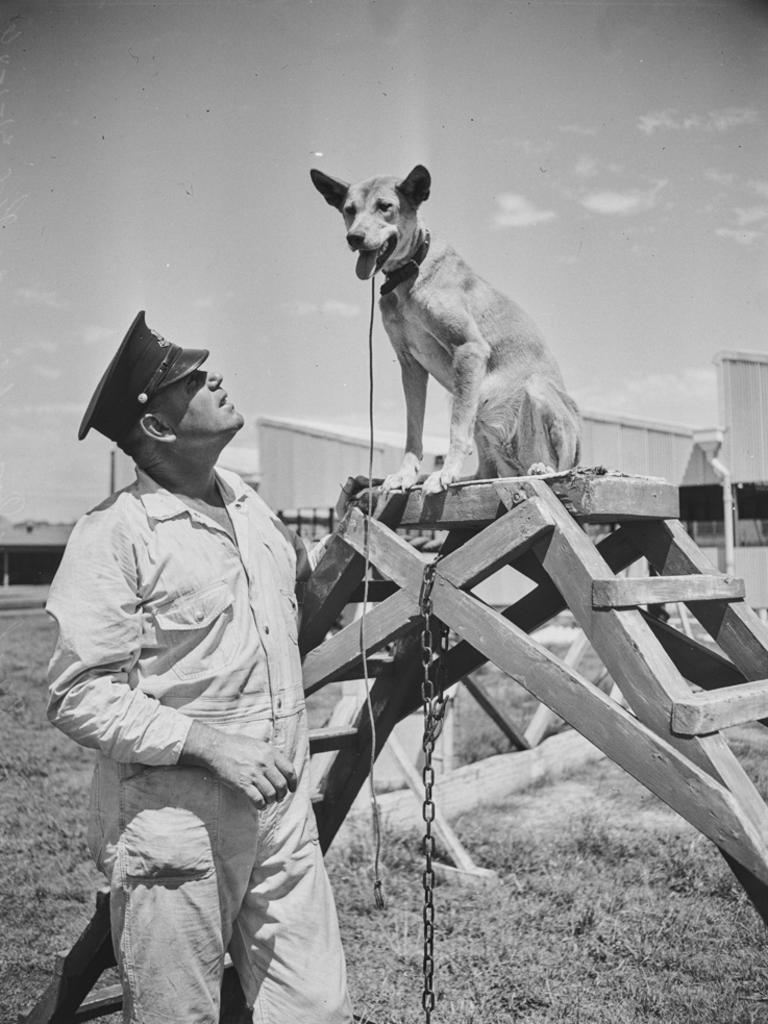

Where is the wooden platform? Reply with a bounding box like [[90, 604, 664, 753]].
[[23, 469, 768, 1023]]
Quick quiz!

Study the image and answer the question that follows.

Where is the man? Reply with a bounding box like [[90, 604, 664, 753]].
[[46, 311, 353, 1024]]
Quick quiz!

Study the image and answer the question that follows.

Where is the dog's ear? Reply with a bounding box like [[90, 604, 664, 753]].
[[310, 169, 350, 210], [397, 165, 431, 206]]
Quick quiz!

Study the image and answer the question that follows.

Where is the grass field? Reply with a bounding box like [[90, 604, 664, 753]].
[[2, 611, 768, 1024]]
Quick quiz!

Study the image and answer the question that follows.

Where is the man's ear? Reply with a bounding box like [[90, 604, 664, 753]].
[[139, 412, 177, 443]]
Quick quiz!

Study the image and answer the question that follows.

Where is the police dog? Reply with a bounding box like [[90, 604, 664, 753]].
[[310, 164, 581, 495]]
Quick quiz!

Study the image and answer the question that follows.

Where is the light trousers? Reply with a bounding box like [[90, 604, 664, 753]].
[[88, 709, 353, 1024]]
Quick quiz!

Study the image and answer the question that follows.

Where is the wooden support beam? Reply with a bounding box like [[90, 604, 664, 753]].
[[519, 480, 768, 846], [392, 471, 679, 530], [672, 679, 768, 736], [385, 734, 498, 882], [641, 610, 746, 689], [461, 675, 530, 750], [22, 890, 116, 1024], [309, 726, 359, 753], [313, 636, 424, 851], [303, 590, 420, 694], [592, 574, 745, 609], [427, 575, 768, 886], [629, 518, 768, 682]]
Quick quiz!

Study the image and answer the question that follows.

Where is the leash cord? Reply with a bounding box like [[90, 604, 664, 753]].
[[361, 273, 385, 909]]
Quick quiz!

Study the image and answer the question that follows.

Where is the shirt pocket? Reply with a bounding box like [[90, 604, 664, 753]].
[[152, 582, 237, 680]]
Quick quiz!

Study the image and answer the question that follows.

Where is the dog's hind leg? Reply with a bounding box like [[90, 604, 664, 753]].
[[491, 376, 580, 476]]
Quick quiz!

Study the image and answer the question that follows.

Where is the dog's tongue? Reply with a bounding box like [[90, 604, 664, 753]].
[[355, 249, 379, 281]]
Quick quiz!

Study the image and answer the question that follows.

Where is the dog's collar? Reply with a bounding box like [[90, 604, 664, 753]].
[[380, 230, 431, 296]]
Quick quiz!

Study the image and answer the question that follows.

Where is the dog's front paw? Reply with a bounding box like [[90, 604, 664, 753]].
[[421, 468, 459, 495], [382, 469, 420, 494], [527, 462, 556, 476]]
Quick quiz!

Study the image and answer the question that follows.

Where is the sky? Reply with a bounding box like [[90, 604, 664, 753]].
[[2, 0, 768, 522]]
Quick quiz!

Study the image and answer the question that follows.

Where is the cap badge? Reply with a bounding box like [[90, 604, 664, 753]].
[[150, 328, 170, 348]]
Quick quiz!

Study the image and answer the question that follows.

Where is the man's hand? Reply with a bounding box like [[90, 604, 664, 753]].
[[335, 474, 381, 522], [180, 720, 298, 809]]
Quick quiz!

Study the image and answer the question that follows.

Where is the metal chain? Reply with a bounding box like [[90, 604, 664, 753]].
[[418, 558, 449, 1022]]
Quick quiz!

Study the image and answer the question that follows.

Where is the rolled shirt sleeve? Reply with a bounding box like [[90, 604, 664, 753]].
[[46, 505, 192, 765]]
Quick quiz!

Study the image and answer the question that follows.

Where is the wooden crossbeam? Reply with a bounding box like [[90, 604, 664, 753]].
[[519, 479, 768, 844], [394, 472, 678, 530], [629, 518, 768, 681], [303, 496, 557, 695], [309, 726, 359, 753], [425, 573, 768, 885], [592, 574, 745, 609], [672, 679, 768, 736], [461, 675, 531, 751]]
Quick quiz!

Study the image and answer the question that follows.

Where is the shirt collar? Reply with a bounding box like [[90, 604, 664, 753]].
[[135, 465, 250, 522]]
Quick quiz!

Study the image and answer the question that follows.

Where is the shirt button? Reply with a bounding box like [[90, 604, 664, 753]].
[[195, 609, 204, 622], [264, 625, 270, 635]]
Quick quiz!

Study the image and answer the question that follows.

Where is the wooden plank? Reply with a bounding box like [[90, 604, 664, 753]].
[[629, 518, 768, 681], [494, 472, 679, 523], [309, 726, 359, 753], [641, 610, 746, 689], [73, 985, 122, 1022], [520, 480, 768, 840], [672, 679, 768, 735], [340, 498, 555, 600], [299, 489, 411, 657], [428, 574, 768, 885], [462, 675, 530, 750], [346, 730, 605, 831], [523, 631, 590, 747], [302, 589, 420, 695], [394, 527, 644, 722], [385, 734, 496, 879], [391, 471, 679, 530], [313, 634, 424, 851], [299, 532, 366, 656], [22, 890, 116, 1024], [347, 580, 399, 603], [592, 574, 745, 609]]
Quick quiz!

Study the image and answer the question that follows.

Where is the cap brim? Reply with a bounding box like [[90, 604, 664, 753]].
[[160, 348, 209, 390]]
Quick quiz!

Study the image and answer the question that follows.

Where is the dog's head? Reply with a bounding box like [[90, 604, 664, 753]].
[[310, 165, 431, 281]]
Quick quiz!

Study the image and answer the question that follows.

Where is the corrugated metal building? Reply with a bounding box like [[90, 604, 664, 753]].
[[716, 351, 768, 484], [257, 411, 696, 512]]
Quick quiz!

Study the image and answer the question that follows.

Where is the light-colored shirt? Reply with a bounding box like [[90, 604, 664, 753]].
[[46, 467, 315, 765]]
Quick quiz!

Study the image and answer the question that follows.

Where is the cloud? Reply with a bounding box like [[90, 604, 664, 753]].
[[14, 285, 67, 309], [573, 155, 624, 179], [715, 227, 763, 246], [734, 206, 768, 227], [492, 193, 556, 228], [638, 106, 760, 135], [705, 169, 736, 187], [293, 299, 360, 319], [749, 180, 768, 199], [580, 181, 666, 217]]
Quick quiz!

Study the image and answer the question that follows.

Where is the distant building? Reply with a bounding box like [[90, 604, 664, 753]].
[[256, 352, 768, 609], [0, 519, 73, 586]]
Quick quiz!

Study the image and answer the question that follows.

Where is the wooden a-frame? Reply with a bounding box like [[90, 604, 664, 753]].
[[23, 470, 768, 1022]]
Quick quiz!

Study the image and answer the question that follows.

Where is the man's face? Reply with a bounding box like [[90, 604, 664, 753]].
[[153, 368, 245, 444]]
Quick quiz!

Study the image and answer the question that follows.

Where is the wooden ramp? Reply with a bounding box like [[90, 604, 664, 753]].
[[23, 470, 768, 1022]]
